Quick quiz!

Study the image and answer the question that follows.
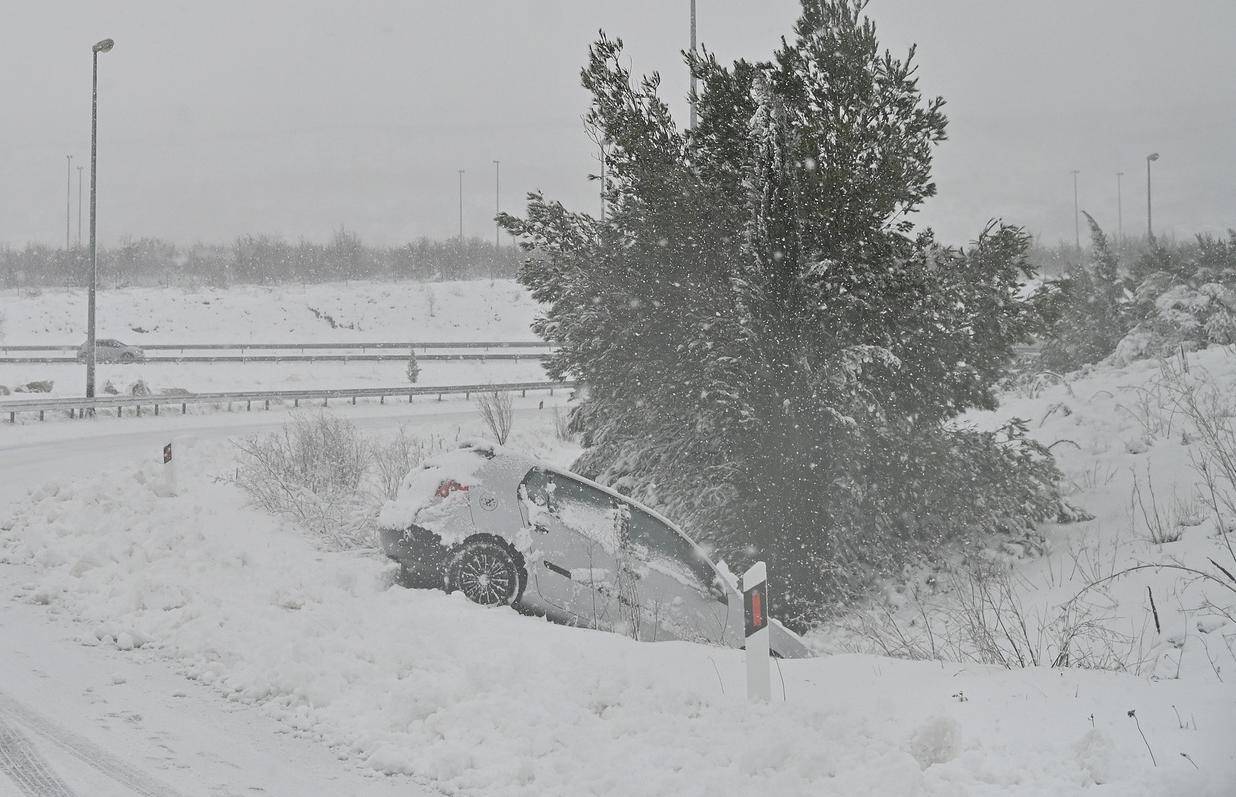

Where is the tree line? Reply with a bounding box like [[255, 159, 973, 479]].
[[0, 229, 521, 289]]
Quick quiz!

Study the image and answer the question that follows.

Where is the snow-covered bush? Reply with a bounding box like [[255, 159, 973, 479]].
[[233, 415, 447, 546], [1038, 228, 1236, 370], [1110, 275, 1236, 365], [476, 390, 514, 444], [371, 425, 441, 500], [1036, 215, 1129, 372], [233, 413, 374, 549], [405, 349, 420, 384]]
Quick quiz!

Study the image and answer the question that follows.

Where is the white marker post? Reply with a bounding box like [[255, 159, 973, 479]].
[[742, 561, 770, 702], [162, 441, 176, 496]]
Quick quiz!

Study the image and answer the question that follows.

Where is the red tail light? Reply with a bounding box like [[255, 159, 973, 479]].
[[434, 479, 469, 498]]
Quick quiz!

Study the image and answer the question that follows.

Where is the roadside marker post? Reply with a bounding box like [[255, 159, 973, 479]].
[[742, 561, 770, 703], [163, 441, 176, 496]]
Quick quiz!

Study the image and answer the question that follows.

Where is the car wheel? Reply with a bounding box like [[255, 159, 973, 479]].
[[120, 352, 136, 363], [445, 539, 524, 607]]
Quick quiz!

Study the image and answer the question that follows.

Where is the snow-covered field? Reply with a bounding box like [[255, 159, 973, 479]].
[[0, 279, 548, 401], [2, 280, 1234, 795], [2, 345, 1235, 794], [0, 280, 539, 343]]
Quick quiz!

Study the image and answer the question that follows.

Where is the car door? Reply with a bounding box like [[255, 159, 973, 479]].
[[517, 469, 623, 632], [624, 508, 737, 646]]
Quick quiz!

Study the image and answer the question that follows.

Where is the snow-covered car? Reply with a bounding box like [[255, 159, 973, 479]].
[[378, 441, 810, 658], [76, 338, 146, 363]]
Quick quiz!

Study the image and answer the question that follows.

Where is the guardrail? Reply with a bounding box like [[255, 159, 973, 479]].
[[0, 340, 551, 353], [1, 381, 576, 423], [0, 353, 550, 364]]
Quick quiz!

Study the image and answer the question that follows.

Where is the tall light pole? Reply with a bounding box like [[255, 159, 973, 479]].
[[1116, 171, 1124, 245], [1146, 152, 1159, 239], [457, 169, 465, 241], [689, 0, 698, 130], [76, 165, 84, 246], [492, 160, 500, 250], [1071, 169, 1080, 251], [599, 140, 607, 223], [65, 154, 73, 249], [86, 37, 115, 402]]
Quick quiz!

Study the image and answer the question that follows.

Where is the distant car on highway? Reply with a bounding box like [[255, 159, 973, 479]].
[[378, 441, 811, 658], [76, 338, 146, 363]]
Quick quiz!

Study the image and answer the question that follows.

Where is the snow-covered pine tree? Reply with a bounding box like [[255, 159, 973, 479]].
[[502, 0, 1058, 626]]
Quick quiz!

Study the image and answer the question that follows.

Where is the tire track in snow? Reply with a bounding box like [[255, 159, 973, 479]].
[[0, 711, 76, 797], [0, 691, 188, 797]]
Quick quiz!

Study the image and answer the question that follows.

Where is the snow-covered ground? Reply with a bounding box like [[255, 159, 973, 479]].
[[2, 280, 1233, 794], [0, 280, 539, 343], [0, 359, 549, 403], [3, 349, 1235, 794], [821, 347, 1236, 684], [0, 279, 549, 403]]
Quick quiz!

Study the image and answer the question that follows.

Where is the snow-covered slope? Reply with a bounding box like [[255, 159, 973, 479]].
[[4, 372, 1235, 795], [827, 348, 1236, 682], [0, 279, 538, 343]]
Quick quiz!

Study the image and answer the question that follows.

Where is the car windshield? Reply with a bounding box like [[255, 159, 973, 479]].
[[627, 507, 729, 604]]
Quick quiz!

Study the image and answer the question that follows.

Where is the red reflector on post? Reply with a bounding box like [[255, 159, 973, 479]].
[[751, 591, 763, 627]]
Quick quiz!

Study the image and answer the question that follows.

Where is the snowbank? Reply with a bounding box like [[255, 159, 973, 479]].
[[3, 435, 1233, 794]]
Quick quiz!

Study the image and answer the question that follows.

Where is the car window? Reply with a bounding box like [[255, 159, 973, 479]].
[[538, 472, 625, 552], [628, 508, 728, 603], [520, 468, 554, 509]]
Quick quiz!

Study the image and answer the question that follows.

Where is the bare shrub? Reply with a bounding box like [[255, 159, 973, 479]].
[[551, 405, 573, 441], [1131, 466, 1183, 544], [1161, 360, 1236, 567], [233, 413, 373, 549], [372, 425, 441, 500], [476, 390, 514, 444], [848, 564, 1150, 672], [233, 415, 455, 548]]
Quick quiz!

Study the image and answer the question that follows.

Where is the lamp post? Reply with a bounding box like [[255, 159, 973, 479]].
[[1071, 170, 1080, 251], [1145, 152, 1159, 239], [457, 169, 465, 241], [65, 154, 73, 249], [76, 165, 84, 246], [689, 0, 698, 130], [86, 37, 114, 402], [599, 142, 606, 222], [493, 160, 500, 250], [1116, 171, 1124, 245]]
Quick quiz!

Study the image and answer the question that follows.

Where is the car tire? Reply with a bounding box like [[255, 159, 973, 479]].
[[120, 352, 136, 363], [445, 538, 525, 607]]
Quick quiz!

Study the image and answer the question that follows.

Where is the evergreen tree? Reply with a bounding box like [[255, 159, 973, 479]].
[[502, 0, 1057, 625]]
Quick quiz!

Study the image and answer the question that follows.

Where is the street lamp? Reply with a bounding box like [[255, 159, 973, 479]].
[[599, 138, 612, 222], [689, 0, 698, 130], [1070, 170, 1080, 251], [1116, 171, 1124, 245], [86, 37, 114, 401], [77, 165, 84, 246], [65, 154, 73, 249], [457, 169, 465, 241], [1145, 152, 1159, 239], [493, 160, 500, 250]]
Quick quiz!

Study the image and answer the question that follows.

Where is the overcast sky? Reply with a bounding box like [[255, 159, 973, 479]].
[[3, 0, 1233, 250]]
